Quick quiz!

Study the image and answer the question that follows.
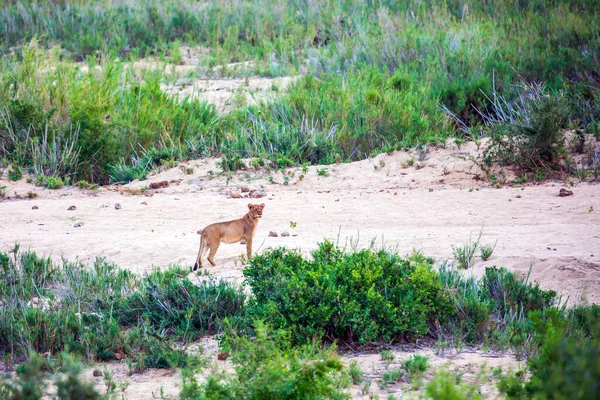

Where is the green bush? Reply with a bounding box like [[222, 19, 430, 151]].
[[244, 242, 453, 344], [0, 352, 101, 400], [181, 321, 348, 400], [498, 308, 600, 399], [482, 87, 571, 173]]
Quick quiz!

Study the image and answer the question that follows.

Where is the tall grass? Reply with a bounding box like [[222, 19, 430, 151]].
[[1, 1, 598, 182], [0, 41, 219, 183]]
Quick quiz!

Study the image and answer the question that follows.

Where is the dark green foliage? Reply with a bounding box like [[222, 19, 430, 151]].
[[0, 247, 245, 370], [216, 152, 246, 172], [498, 308, 600, 399], [181, 321, 348, 400], [244, 242, 453, 344]]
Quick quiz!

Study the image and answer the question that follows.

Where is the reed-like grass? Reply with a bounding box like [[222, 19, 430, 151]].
[[0, 1, 598, 182]]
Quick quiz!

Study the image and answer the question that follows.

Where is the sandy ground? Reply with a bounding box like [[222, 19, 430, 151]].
[[1, 140, 598, 398]]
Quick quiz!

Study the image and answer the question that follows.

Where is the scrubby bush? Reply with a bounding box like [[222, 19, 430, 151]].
[[498, 308, 600, 399], [438, 264, 556, 345], [244, 242, 454, 344], [0, 352, 101, 400], [180, 321, 348, 400], [482, 85, 571, 173]]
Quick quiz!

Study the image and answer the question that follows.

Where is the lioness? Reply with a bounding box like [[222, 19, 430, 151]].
[[193, 203, 265, 271]]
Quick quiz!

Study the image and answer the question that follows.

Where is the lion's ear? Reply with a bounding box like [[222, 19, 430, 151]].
[[248, 204, 254, 210], [260, 203, 265, 208]]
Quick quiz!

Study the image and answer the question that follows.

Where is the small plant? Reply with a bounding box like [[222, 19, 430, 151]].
[[217, 153, 246, 172], [27, 191, 37, 199], [380, 368, 403, 388], [589, 205, 594, 213], [316, 168, 328, 176], [402, 354, 429, 380], [289, 221, 297, 229], [406, 158, 415, 167], [75, 180, 99, 190], [43, 176, 65, 189], [480, 241, 497, 261], [180, 166, 194, 175], [8, 166, 22, 181], [283, 176, 289, 185], [452, 232, 482, 269], [302, 163, 309, 174], [0, 185, 6, 199], [349, 360, 364, 385], [268, 175, 274, 183], [380, 349, 395, 364]]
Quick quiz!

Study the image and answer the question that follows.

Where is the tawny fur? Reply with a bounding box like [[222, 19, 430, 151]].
[[193, 203, 265, 271]]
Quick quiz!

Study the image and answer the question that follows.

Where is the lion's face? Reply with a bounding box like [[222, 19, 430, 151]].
[[248, 203, 265, 219]]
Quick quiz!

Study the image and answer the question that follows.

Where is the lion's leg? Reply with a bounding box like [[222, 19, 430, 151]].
[[245, 237, 253, 260], [193, 235, 208, 271], [207, 240, 220, 267]]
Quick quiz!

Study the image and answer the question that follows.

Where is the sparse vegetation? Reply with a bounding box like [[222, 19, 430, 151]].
[[452, 233, 482, 269], [480, 241, 497, 261]]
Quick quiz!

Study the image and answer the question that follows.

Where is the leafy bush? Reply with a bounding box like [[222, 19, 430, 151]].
[[7, 166, 22, 181], [244, 242, 453, 344], [181, 321, 348, 400], [498, 308, 600, 399], [479, 242, 496, 261], [425, 370, 483, 400]]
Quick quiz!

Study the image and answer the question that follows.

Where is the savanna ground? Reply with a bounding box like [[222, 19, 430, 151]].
[[1, 1, 600, 399], [1, 139, 599, 398]]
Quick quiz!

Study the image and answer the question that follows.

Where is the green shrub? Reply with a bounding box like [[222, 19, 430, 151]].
[[381, 368, 404, 388], [402, 354, 429, 380], [479, 242, 496, 261], [425, 370, 483, 400], [0, 353, 46, 400], [7, 166, 22, 181], [0, 352, 101, 400], [498, 308, 600, 399], [482, 87, 570, 173], [348, 360, 363, 385], [244, 242, 453, 344], [182, 321, 348, 399], [437, 264, 556, 345], [42, 175, 65, 189]]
